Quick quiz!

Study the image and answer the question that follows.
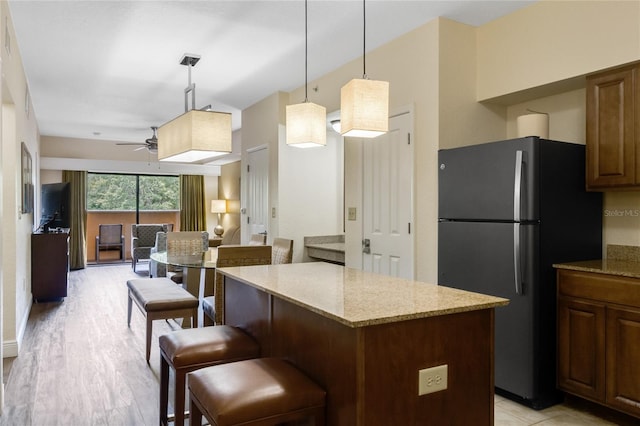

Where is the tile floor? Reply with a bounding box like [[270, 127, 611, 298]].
[[495, 393, 638, 425]]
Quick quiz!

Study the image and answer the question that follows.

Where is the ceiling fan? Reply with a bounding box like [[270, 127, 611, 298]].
[[117, 126, 158, 153]]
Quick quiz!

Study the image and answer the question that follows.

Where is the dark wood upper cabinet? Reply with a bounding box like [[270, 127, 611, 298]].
[[586, 62, 640, 190]]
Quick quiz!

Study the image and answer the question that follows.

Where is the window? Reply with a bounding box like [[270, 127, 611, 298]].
[[87, 173, 179, 211]]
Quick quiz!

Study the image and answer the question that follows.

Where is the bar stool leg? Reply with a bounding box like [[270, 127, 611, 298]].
[[159, 356, 169, 426], [189, 393, 203, 426], [174, 368, 187, 426], [146, 317, 153, 363]]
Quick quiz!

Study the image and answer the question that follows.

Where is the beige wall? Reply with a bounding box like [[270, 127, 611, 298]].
[[218, 161, 241, 234], [477, 0, 640, 102], [1, 0, 42, 364], [240, 91, 284, 244]]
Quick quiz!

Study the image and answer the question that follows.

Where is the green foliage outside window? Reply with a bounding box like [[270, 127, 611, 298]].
[[87, 173, 179, 211]]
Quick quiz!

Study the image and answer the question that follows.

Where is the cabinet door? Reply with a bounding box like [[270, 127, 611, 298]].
[[557, 297, 606, 401], [586, 65, 637, 189], [606, 305, 640, 417]]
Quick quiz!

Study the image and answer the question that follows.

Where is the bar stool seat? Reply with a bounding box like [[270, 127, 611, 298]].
[[188, 358, 326, 426], [159, 326, 260, 426]]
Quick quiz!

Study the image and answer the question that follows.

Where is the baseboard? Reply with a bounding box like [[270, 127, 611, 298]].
[[2, 298, 30, 359], [3, 340, 18, 358]]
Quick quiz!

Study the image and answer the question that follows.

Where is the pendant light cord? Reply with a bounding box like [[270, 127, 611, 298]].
[[362, 0, 367, 79], [304, 0, 309, 102]]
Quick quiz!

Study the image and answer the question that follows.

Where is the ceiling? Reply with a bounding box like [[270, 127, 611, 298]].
[[8, 0, 535, 163]]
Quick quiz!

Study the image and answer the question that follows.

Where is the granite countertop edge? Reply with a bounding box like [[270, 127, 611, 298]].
[[553, 260, 640, 280]]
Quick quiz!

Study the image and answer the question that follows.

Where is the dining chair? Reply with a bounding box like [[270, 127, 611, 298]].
[[202, 245, 272, 326], [272, 237, 294, 264], [95, 224, 125, 263]]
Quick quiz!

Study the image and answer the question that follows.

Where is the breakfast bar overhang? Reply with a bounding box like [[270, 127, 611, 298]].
[[217, 262, 509, 425]]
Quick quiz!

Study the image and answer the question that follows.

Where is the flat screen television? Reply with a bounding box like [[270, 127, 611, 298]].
[[40, 182, 71, 232]]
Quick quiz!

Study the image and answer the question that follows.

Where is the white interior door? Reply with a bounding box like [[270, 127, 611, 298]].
[[246, 147, 269, 239], [362, 112, 413, 279]]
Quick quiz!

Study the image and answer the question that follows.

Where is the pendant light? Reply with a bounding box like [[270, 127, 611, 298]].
[[340, 0, 389, 138], [158, 54, 232, 162], [286, 0, 326, 148]]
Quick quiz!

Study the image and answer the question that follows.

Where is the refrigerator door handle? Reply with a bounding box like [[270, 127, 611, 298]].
[[513, 150, 524, 294], [513, 150, 523, 221], [514, 223, 522, 294]]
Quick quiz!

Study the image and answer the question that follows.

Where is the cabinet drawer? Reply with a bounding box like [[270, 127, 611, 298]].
[[558, 270, 640, 307]]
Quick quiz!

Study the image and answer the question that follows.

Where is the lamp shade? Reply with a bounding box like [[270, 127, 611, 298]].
[[158, 109, 232, 162], [211, 199, 227, 214], [340, 78, 389, 138], [286, 102, 327, 148]]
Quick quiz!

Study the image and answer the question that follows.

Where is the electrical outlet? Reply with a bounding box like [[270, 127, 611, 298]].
[[418, 364, 448, 395], [348, 207, 357, 221]]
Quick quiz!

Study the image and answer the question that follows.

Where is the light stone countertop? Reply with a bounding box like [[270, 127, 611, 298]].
[[304, 242, 345, 253], [218, 262, 509, 328]]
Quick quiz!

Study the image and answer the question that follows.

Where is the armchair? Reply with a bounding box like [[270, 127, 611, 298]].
[[131, 224, 167, 272], [220, 226, 241, 245]]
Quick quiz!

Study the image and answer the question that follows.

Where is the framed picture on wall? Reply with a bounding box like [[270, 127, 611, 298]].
[[21, 142, 33, 214]]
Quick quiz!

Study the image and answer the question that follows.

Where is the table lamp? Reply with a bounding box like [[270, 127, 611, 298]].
[[211, 199, 227, 237]]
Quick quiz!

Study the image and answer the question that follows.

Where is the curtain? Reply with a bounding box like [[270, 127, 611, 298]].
[[63, 170, 87, 270], [179, 175, 207, 231]]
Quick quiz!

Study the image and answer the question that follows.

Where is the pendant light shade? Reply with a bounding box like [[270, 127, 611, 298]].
[[340, 78, 389, 138], [158, 54, 232, 162], [340, 0, 389, 138], [286, 0, 326, 148], [286, 102, 326, 148], [158, 109, 232, 162]]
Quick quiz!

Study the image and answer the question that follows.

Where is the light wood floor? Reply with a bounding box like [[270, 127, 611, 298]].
[[2, 263, 638, 425]]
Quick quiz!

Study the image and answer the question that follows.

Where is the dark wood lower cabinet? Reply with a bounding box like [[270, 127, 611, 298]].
[[606, 306, 640, 417], [557, 297, 606, 401], [31, 231, 69, 302], [557, 269, 640, 419]]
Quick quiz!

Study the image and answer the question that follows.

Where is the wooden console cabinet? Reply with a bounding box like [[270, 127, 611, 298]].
[[31, 231, 69, 302], [557, 269, 640, 418]]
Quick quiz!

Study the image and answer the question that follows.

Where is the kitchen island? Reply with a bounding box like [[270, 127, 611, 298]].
[[217, 262, 508, 425]]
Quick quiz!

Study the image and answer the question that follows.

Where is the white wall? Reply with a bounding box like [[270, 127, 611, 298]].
[[278, 124, 344, 263]]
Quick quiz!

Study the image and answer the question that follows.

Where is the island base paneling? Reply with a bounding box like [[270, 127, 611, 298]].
[[224, 276, 496, 425]]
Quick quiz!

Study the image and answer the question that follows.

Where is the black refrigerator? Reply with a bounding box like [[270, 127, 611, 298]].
[[438, 136, 602, 409]]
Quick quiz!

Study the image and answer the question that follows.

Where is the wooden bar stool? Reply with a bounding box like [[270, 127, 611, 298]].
[[188, 358, 326, 426], [159, 326, 260, 426]]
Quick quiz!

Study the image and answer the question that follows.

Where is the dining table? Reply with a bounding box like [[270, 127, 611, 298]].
[[150, 248, 218, 326]]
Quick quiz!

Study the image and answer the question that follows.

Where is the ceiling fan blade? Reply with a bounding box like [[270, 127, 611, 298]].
[[133, 146, 146, 151], [116, 142, 146, 146]]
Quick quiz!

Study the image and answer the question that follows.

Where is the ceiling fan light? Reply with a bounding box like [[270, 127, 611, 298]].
[[286, 102, 327, 148], [340, 78, 389, 138], [157, 109, 232, 162]]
